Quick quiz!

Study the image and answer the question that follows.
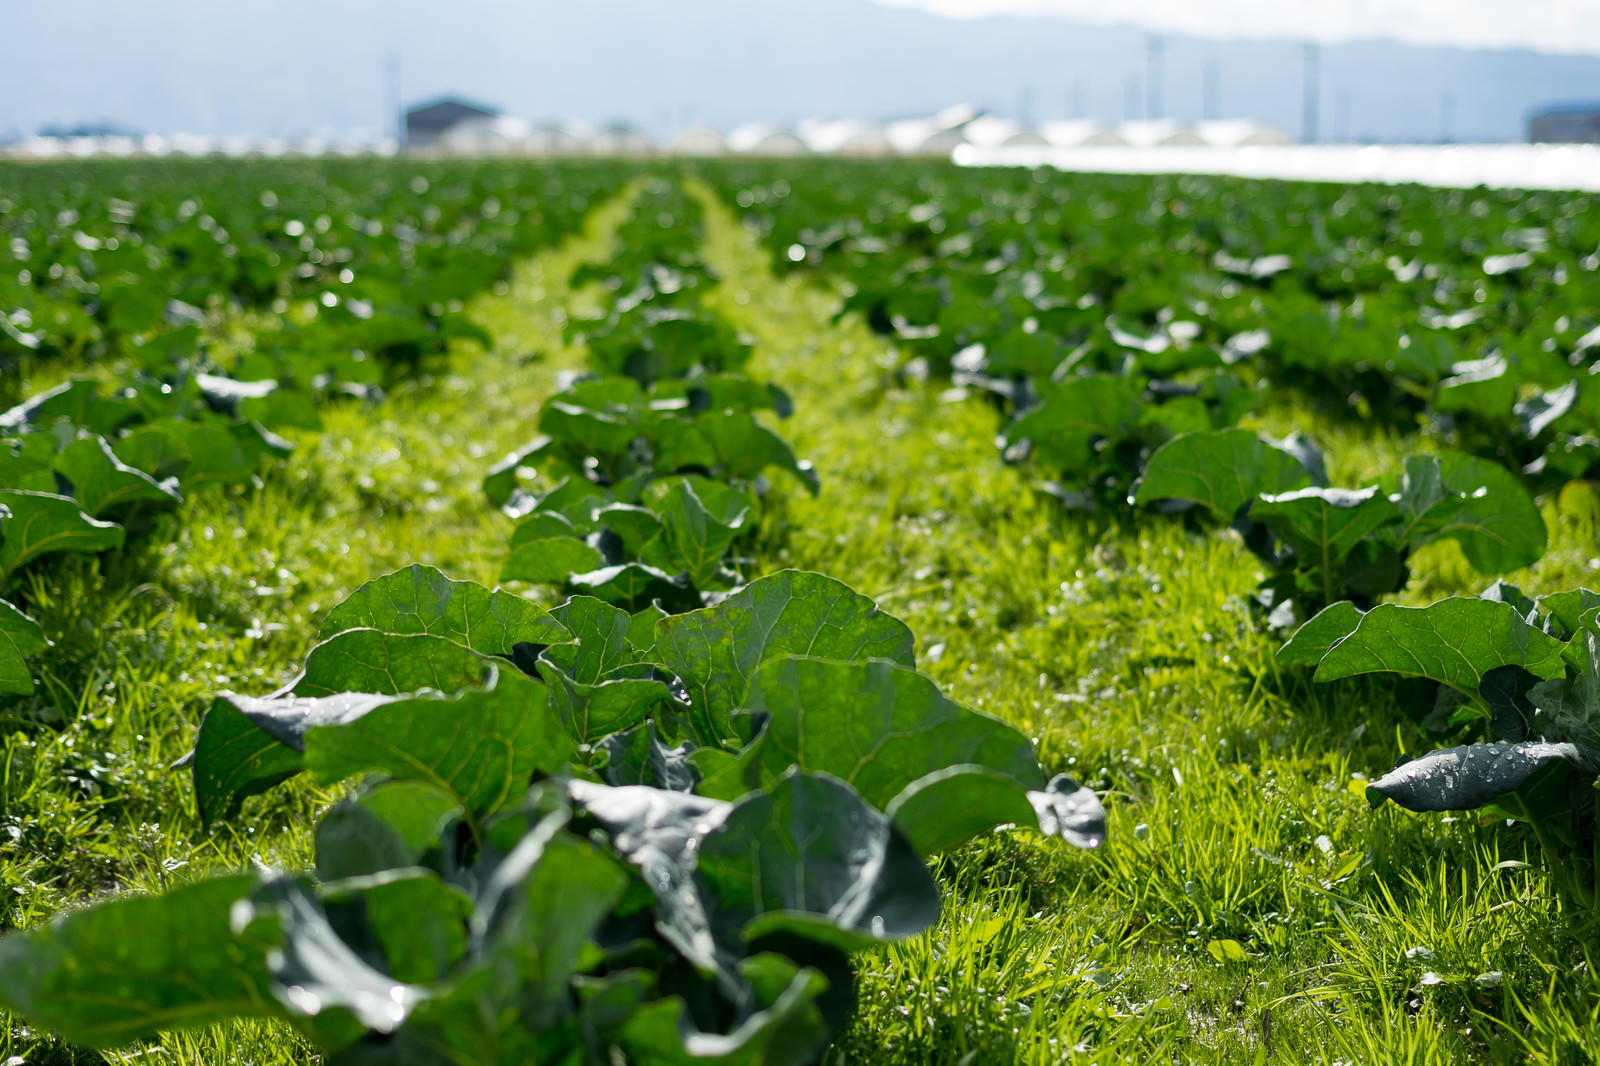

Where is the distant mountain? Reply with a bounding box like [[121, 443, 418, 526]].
[[7, 0, 1598, 142]]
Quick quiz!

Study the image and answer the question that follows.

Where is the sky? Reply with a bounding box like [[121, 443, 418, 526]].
[[877, 0, 1600, 55], [3, 0, 1597, 143]]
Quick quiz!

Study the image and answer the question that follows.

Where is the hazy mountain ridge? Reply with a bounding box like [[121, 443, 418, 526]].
[[5, 0, 1596, 142]]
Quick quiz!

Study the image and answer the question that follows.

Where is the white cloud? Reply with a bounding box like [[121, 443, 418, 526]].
[[873, 0, 1600, 56]]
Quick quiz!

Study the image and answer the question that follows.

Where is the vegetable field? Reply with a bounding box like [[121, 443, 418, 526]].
[[1, 157, 1599, 1065]]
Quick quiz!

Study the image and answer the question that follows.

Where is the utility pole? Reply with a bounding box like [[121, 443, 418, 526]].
[[1203, 59, 1220, 121], [386, 54, 402, 149], [1302, 42, 1320, 144], [1147, 35, 1164, 120]]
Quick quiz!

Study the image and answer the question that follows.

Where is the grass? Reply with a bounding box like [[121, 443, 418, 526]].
[[0, 184, 638, 1064], [692, 182, 1600, 1064], [2, 166, 1599, 1064]]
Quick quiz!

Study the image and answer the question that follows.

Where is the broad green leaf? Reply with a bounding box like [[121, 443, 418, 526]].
[[598, 721, 700, 791], [113, 423, 192, 480], [163, 422, 260, 488], [1276, 601, 1365, 667], [1396, 453, 1546, 573], [1526, 626, 1600, 749], [0, 379, 105, 434], [1252, 487, 1399, 572], [502, 536, 607, 586], [540, 399, 640, 469], [483, 437, 545, 508], [0, 489, 125, 577], [1368, 741, 1586, 812], [320, 869, 473, 987], [304, 667, 577, 816], [318, 564, 568, 655], [1000, 374, 1143, 472], [52, 435, 181, 516], [563, 779, 729, 973], [654, 413, 820, 496], [547, 596, 635, 679], [314, 781, 465, 882], [1537, 588, 1600, 639], [1314, 599, 1568, 696], [613, 957, 831, 1066], [568, 562, 693, 611], [641, 479, 746, 589], [696, 771, 941, 952], [544, 661, 672, 745], [240, 878, 424, 1045], [0, 875, 280, 1048], [0, 596, 48, 696], [628, 602, 669, 653], [1133, 429, 1314, 517], [884, 765, 1039, 856], [656, 571, 916, 744], [594, 502, 664, 556], [192, 691, 400, 825], [293, 630, 489, 698], [468, 812, 629, 1026], [738, 656, 1043, 809]]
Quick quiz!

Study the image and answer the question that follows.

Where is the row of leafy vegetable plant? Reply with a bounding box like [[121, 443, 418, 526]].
[[704, 160, 1600, 914], [0, 162, 630, 707], [0, 174, 1108, 1063], [701, 160, 1600, 499], [1, 158, 634, 398]]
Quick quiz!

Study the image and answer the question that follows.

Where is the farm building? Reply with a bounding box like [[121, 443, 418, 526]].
[[1042, 120, 1129, 147], [670, 126, 729, 156], [1195, 120, 1292, 147], [1528, 103, 1600, 143], [404, 98, 498, 150], [589, 122, 655, 157], [728, 124, 809, 156]]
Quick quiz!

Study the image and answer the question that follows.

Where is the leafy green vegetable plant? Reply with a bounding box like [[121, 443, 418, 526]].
[[1285, 584, 1600, 909], [0, 565, 1105, 1062], [1133, 428, 1546, 625]]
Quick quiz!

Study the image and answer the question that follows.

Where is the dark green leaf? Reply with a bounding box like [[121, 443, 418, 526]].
[[641, 479, 746, 589], [1277, 601, 1365, 667], [293, 630, 489, 698], [0, 875, 280, 1048], [697, 771, 941, 952], [0, 489, 125, 577], [502, 536, 607, 586], [304, 667, 577, 815], [319, 564, 569, 655], [656, 571, 916, 744], [1396, 453, 1546, 573], [738, 656, 1043, 810], [1133, 429, 1314, 517], [568, 562, 693, 611], [1368, 741, 1587, 812], [1252, 487, 1399, 571], [192, 691, 400, 825], [314, 781, 464, 882], [884, 765, 1039, 856], [52, 435, 181, 516], [0, 596, 48, 696], [1314, 599, 1568, 696]]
